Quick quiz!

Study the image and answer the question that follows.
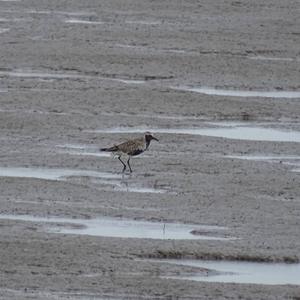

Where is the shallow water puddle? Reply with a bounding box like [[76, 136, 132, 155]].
[[226, 155, 300, 167], [172, 86, 300, 98], [0, 167, 120, 181], [0, 70, 87, 80], [0, 17, 29, 22], [2, 9, 96, 17], [65, 19, 104, 25], [56, 144, 94, 150], [125, 20, 161, 25], [100, 111, 200, 121], [0, 167, 169, 194], [0, 69, 147, 85], [0, 28, 10, 34], [229, 155, 300, 160], [56, 144, 111, 157], [117, 186, 166, 193], [0, 215, 232, 240], [62, 151, 111, 158], [96, 179, 168, 194], [0, 70, 89, 80], [88, 174, 171, 194], [114, 79, 145, 84], [157, 259, 300, 285], [248, 56, 300, 62], [93, 124, 300, 142]]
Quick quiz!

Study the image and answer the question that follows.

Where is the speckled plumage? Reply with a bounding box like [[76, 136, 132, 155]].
[[101, 132, 158, 173]]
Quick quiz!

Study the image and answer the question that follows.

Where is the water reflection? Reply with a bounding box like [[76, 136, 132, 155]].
[[0, 215, 232, 240], [157, 259, 300, 285]]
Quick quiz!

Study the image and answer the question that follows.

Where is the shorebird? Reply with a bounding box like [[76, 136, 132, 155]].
[[100, 132, 159, 173]]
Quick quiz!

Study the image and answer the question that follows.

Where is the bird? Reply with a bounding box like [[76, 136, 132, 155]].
[[100, 132, 159, 173]]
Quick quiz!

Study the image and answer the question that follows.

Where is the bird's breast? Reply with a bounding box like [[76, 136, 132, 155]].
[[128, 149, 144, 156]]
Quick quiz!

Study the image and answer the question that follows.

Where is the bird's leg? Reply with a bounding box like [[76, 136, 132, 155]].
[[118, 156, 126, 173], [127, 157, 132, 173]]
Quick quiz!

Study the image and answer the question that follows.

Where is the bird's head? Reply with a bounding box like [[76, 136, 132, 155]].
[[145, 132, 159, 142]]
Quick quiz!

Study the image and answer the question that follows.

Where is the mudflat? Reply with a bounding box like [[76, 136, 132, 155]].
[[0, 0, 300, 299]]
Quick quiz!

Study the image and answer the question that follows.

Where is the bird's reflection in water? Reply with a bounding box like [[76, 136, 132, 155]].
[[120, 173, 130, 192]]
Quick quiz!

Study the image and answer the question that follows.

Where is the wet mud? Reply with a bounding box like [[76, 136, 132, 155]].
[[0, 0, 300, 299]]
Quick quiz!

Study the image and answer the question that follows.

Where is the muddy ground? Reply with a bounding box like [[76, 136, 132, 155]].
[[0, 0, 300, 299]]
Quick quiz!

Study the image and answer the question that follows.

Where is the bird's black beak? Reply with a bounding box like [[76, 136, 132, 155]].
[[152, 136, 159, 142]]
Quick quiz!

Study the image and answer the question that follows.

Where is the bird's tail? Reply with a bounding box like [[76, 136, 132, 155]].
[[100, 145, 119, 152]]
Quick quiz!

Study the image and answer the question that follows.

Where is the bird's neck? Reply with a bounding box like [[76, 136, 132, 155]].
[[145, 135, 151, 150]]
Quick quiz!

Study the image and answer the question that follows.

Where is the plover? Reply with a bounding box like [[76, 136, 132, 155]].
[[100, 132, 159, 173]]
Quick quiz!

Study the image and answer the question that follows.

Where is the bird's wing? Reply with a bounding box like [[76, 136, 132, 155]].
[[117, 137, 145, 154]]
